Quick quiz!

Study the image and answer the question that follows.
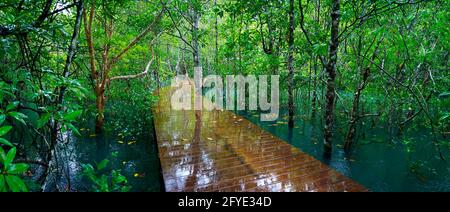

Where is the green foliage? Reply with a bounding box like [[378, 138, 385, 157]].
[[0, 146, 29, 192], [0, 108, 29, 192], [402, 139, 415, 153], [82, 159, 131, 192], [0, 126, 12, 137], [0, 0, 448, 192]]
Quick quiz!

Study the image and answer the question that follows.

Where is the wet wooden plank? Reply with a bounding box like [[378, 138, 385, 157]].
[[152, 86, 367, 192]]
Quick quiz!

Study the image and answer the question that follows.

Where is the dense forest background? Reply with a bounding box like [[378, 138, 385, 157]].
[[0, 0, 448, 192]]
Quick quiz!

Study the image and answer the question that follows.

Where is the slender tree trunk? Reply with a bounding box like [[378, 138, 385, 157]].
[[323, 0, 340, 156], [317, 0, 321, 23], [344, 36, 383, 150], [94, 16, 113, 134], [312, 57, 318, 116], [44, 0, 84, 190], [287, 0, 295, 128], [192, 4, 202, 114], [238, 15, 243, 73], [192, 9, 201, 69], [95, 88, 105, 133], [214, 0, 219, 69], [155, 55, 161, 89], [344, 68, 368, 150], [83, 5, 163, 133]]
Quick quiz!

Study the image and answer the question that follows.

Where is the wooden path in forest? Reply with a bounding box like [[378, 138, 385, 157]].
[[152, 86, 367, 192]]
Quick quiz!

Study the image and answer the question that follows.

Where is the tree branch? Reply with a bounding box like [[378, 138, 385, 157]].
[[339, 0, 429, 41], [162, 2, 195, 51], [83, 0, 99, 88], [48, 2, 78, 17], [109, 47, 155, 81], [299, 0, 326, 66], [109, 9, 164, 66]]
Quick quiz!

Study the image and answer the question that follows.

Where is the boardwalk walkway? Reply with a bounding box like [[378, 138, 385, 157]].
[[152, 86, 367, 192]]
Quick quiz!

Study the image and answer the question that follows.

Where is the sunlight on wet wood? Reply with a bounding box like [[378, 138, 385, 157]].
[[152, 86, 367, 192]]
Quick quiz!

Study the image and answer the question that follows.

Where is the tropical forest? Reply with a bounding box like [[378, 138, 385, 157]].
[[0, 0, 448, 193]]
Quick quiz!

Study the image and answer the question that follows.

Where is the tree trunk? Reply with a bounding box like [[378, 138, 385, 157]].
[[95, 87, 105, 134], [43, 0, 84, 190], [344, 69, 367, 150], [323, 0, 340, 156], [344, 36, 383, 151], [214, 0, 219, 69], [155, 55, 161, 89], [287, 0, 295, 128], [311, 57, 318, 116], [192, 4, 202, 113], [192, 8, 201, 69], [83, 4, 163, 133]]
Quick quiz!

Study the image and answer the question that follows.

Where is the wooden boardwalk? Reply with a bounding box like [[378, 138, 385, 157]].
[[152, 86, 367, 192]]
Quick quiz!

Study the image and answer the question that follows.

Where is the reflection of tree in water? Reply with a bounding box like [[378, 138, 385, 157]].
[[186, 111, 202, 189]]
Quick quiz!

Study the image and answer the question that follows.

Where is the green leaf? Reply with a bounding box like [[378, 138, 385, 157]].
[[82, 164, 95, 179], [313, 43, 328, 56], [0, 126, 12, 137], [121, 186, 131, 192], [37, 113, 51, 129], [99, 175, 109, 192], [8, 112, 27, 125], [5, 175, 28, 192], [113, 172, 127, 185], [0, 138, 14, 147], [4, 147, 16, 170], [0, 114, 5, 125], [66, 123, 81, 136], [7, 163, 29, 175], [0, 147, 5, 163], [96, 159, 109, 171], [0, 175, 6, 192], [63, 110, 82, 122], [6, 102, 18, 112]]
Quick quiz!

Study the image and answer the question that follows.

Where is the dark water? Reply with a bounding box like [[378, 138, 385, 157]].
[[71, 95, 448, 192], [237, 109, 450, 192], [74, 103, 163, 192]]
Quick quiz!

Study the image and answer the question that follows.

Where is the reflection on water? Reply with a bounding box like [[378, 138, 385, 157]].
[[74, 109, 163, 192], [238, 109, 450, 192], [154, 87, 366, 192]]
